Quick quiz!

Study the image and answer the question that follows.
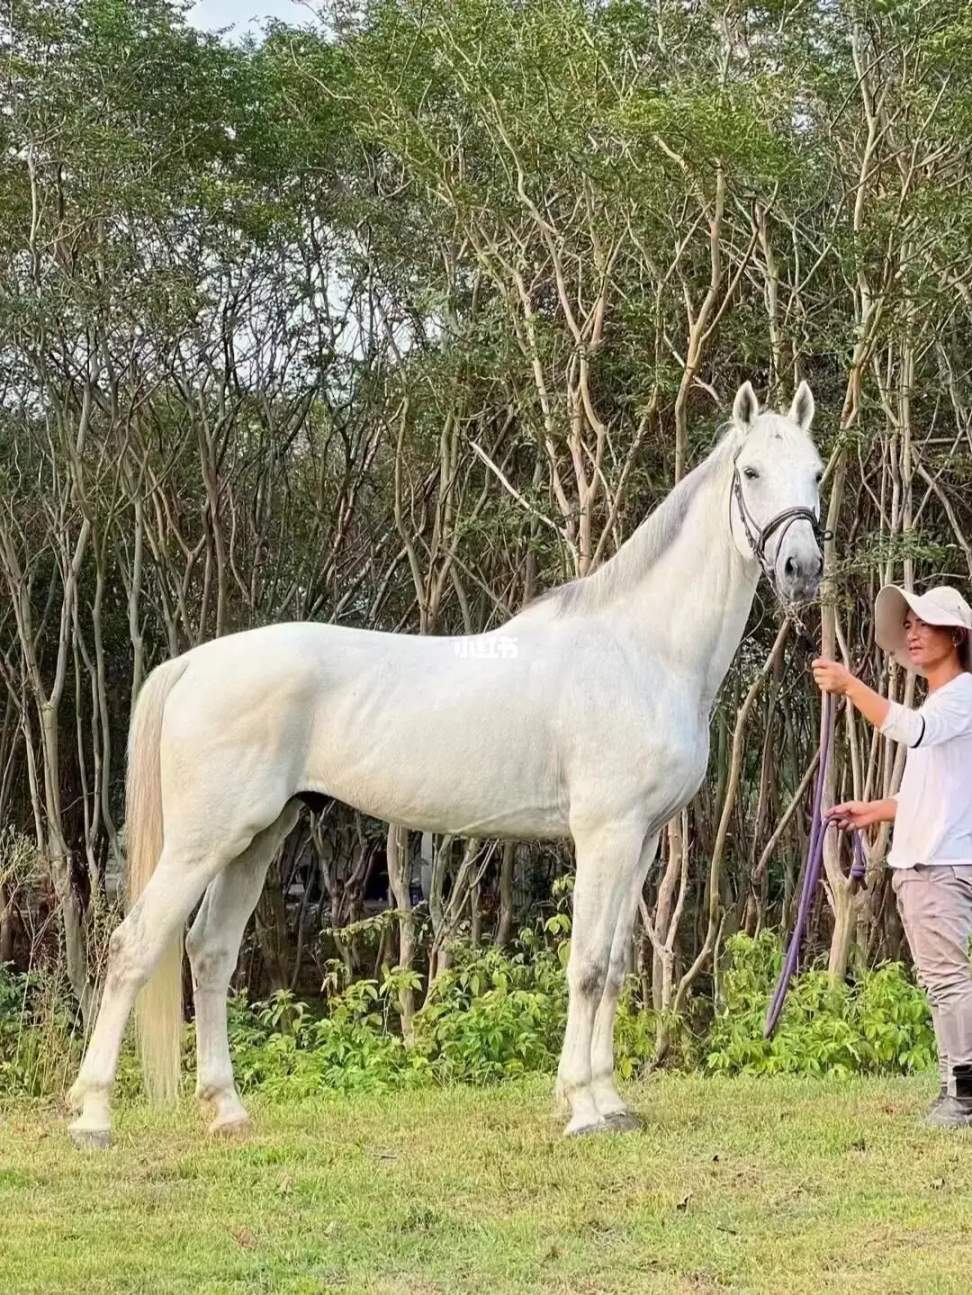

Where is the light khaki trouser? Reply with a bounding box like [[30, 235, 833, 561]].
[[892, 864, 972, 1097]]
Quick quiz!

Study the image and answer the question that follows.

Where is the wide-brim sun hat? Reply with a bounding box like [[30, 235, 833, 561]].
[[875, 584, 972, 675]]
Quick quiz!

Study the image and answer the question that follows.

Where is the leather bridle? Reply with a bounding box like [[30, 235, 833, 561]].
[[730, 459, 828, 581]]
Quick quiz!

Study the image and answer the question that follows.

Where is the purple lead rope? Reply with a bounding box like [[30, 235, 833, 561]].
[[763, 691, 867, 1039]]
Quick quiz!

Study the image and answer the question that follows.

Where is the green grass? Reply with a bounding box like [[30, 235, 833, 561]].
[[2, 1075, 971, 1294]]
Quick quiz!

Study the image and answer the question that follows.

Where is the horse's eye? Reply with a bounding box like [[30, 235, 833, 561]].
[[814, 470, 823, 484], [743, 467, 760, 481]]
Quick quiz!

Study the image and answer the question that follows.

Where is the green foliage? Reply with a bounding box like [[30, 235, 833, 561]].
[[413, 930, 569, 1083], [4, 926, 941, 1102], [223, 928, 939, 1099], [225, 922, 659, 1095], [704, 933, 936, 1079], [225, 980, 429, 1098], [6, 1, 972, 1054], [0, 963, 79, 1099]]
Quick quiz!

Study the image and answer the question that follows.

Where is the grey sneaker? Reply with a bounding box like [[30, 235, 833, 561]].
[[925, 1085, 948, 1119], [923, 1095, 972, 1129]]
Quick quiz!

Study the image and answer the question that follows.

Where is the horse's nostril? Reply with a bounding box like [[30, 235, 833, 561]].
[[784, 556, 797, 577], [815, 556, 823, 577]]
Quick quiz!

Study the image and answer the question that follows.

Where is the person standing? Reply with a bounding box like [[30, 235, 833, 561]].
[[812, 585, 972, 1129]]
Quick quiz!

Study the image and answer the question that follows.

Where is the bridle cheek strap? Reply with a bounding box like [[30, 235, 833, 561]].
[[731, 469, 827, 581]]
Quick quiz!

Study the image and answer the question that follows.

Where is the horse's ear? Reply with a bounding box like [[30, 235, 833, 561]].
[[789, 381, 815, 432], [733, 381, 759, 433]]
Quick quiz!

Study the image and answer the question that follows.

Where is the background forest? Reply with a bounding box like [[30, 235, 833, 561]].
[[1, 0, 970, 1089]]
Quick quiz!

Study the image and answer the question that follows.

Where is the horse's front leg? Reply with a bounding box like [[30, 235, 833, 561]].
[[556, 820, 649, 1136], [588, 832, 659, 1128]]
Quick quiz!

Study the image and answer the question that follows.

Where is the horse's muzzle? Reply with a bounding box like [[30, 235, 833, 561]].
[[777, 550, 823, 604]]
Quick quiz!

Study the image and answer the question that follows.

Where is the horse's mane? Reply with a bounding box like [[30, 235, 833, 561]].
[[523, 429, 738, 619]]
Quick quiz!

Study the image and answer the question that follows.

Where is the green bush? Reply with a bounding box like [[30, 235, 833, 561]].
[[0, 962, 79, 1099], [6, 923, 939, 1102], [413, 929, 569, 1082], [226, 925, 937, 1098], [226, 921, 658, 1095], [226, 979, 429, 1097], [703, 932, 936, 1078], [225, 928, 574, 1095]]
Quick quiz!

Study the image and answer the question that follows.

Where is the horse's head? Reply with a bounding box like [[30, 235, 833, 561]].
[[729, 381, 824, 605]]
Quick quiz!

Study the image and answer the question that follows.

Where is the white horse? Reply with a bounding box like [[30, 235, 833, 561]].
[[67, 381, 822, 1147]]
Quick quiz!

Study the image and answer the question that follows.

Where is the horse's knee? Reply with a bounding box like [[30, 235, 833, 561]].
[[186, 925, 233, 991], [603, 960, 626, 1001], [104, 921, 149, 994], [569, 955, 608, 1002]]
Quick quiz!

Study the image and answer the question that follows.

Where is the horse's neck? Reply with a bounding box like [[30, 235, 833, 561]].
[[618, 460, 759, 710]]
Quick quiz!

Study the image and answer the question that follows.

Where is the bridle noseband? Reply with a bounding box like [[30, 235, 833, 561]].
[[731, 461, 828, 581]]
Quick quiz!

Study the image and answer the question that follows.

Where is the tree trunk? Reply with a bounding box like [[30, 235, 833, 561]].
[[0, 883, 15, 965], [495, 841, 516, 946], [254, 853, 291, 995], [386, 823, 416, 1041]]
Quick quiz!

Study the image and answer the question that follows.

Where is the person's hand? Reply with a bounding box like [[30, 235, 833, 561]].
[[826, 800, 878, 831], [812, 657, 855, 695]]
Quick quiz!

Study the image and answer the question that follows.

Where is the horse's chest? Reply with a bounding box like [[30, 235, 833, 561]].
[[670, 728, 710, 801], [650, 716, 709, 794], [579, 694, 708, 793]]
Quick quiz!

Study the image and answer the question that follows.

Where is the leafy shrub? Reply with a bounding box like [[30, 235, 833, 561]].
[[226, 917, 659, 1095], [225, 929, 574, 1095], [413, 928, 569, 1082], [0, 962, 27, 1070], [8, 920, 937, 1102], [226, 979, 429, 1097], [0, 962, 79, 1098], [703, 931, 936, 1078]]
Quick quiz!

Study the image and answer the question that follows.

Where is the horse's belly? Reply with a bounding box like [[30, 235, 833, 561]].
[[307, 692, 566, 839], [323, 781, 567, 839]]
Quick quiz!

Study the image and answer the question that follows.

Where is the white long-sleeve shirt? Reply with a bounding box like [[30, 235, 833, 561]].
[[879, 671, 972, 868]]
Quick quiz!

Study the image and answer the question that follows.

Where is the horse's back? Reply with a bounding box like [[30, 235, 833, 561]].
[[154, 620, 569, 839]]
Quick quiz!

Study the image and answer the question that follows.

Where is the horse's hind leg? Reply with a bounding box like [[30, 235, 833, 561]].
[[186, 803, 300, 1136], [68, 846, 230, 1148]]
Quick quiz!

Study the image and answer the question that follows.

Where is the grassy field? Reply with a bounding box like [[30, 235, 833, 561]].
[[2, 1074, 971, 1294]]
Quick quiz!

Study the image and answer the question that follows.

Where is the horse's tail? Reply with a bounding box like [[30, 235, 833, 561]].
[[127, 657, 190, 1105]]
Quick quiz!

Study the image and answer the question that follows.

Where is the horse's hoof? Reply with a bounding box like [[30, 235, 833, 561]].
[[564, 1119, 612, 1137], [209, 1115, 252, 1139], [69, 1124, 111, 1151], [602, 1110, 643, 1133]]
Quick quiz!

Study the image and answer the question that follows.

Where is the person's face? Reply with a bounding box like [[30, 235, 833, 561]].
[[903, 612, 962, 672]]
